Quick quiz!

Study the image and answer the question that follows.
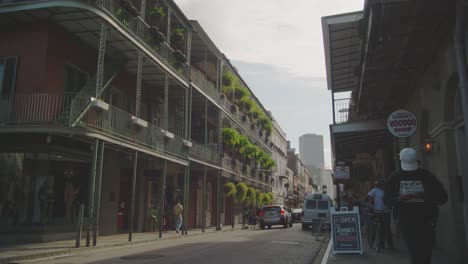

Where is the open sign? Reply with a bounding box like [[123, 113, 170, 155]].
[[387, 110, 417, 137]]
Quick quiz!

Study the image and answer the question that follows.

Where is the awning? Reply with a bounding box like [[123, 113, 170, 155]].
[[330, 119, 390, 162], [322, 11, 363, 92]]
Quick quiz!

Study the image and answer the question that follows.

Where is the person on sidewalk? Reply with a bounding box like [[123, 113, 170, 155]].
[[173, 200, 183, 233], [367, 179, 394, 249], [384, 148, 447, 264]]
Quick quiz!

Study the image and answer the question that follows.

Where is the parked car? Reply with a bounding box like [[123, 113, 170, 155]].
[[302, 193, 333, 232], [291, 208, 303, 223], [259, 205, 293, 229]]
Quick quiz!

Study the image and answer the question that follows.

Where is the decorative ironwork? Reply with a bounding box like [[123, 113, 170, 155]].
[[96, 21, 108, 97], [135, 52, 143, 117]]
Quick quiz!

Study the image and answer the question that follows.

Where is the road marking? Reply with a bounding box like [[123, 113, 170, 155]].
[[271, 241, 300, 245], [9, 254, 77, 263], [321, 239, 333, 264]]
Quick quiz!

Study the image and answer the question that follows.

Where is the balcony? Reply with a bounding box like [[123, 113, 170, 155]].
[[0, 93, 187, 159], [0, 0, 189, 82], [189, 142, 219, 165], [334, 98, 351, 124], [190, 67, 219, 103]]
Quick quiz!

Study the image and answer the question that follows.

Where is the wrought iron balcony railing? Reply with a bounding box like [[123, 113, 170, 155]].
[[189, 142, 219, 165], [0, 0, 189, 81], [190, 67, 219, 102], [0, 92, 187, 158], [334, 98, 351, 124]]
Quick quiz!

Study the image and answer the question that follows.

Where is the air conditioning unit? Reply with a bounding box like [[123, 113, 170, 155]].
[[90, 97, 109, 111], [131, 116, 148, 128]]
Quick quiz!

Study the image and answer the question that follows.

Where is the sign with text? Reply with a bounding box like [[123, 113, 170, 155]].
[[334, 166, 350, 180], [331, 207, 363, 254], [387, 109, 417, 137]]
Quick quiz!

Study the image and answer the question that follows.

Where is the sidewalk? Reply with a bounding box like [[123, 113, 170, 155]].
[[322, 236, 446, 264], [0, 225, 246, 264]]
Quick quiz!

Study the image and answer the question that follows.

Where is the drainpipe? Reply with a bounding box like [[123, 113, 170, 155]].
[[454, 0, 468, 248]]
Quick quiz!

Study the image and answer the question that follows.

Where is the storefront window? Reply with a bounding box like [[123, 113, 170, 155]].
[[0, 153, 89, 231]]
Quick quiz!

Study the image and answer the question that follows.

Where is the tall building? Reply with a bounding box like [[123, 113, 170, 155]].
[[299, 134, 324, 169]]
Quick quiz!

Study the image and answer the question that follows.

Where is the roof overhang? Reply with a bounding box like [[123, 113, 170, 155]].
[[330, 119, 390, 162], [322, 11, 363, 92]]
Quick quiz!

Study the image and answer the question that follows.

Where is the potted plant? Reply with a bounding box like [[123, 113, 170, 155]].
[[150, 5, 166, 22], [224, 182, 237, 198], [119, 0, 140, 17], [172, 27, 185, 43], [150, 26, 166, 43], [174, 49, 187, 63]]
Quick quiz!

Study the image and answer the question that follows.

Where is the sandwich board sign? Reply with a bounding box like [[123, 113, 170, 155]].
[[330, 206, 363, 254], [387, 109, 417, 137]]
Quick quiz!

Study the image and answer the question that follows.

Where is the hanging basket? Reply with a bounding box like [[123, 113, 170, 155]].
[[224, 182, 237, 198], [174, 50, 187, 63], [150, 26, 166, 43]]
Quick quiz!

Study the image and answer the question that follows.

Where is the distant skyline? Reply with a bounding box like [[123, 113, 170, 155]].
[[174, 0, 365, 168]]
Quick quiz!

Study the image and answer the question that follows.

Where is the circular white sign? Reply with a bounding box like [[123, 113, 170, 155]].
[[387, 110, 417, 137]]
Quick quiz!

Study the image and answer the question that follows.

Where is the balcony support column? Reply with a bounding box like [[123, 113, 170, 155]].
[[184, 162, 190, 235], [166, 9, 172, 45], [204, 98, 208, 145], [159, 160, 168, 238], [86, 139, 99, 247], [202, 166, 207, 232], [216, 170, 221, 230], [129, 151, 138, 241], [135, 52, 143, 117], [164, 73, 169, 130], [186, 30, 192, 66], [140, 0, 146, 20], [96, 22, 108, 97], [93, 141, 105, 246]]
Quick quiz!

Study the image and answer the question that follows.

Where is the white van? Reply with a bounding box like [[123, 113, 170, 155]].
[[302, 193, 333, 231]]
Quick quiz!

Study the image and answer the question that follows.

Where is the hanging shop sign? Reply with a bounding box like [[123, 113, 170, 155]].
[[387, 109, 417, 137], [330, 206, 363, 254], [334, 165, 350, 180]]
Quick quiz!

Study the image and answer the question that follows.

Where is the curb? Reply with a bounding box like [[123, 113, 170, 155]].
[[1, 227, 244, 264]]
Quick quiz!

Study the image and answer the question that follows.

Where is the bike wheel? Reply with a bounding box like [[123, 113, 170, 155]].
[[367, 222, 376, 248]]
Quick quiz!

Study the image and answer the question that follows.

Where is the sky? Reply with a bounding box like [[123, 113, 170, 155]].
[[174, 0, 364, 168]]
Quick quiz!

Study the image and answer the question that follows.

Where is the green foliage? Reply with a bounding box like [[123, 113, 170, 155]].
[[236, 182, 248, 204], [224, 182, 237, 198], [173, 27, 185, 41], [239, 97, 253, 112], [264, 192, 274, 205], [257, 192, 265, 206], [246, 187, 257, 207], [222, 128, 241, 148], [151, 5, 166, 21]]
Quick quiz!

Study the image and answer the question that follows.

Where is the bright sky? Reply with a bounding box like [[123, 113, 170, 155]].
[[174, 0, 364, 168]]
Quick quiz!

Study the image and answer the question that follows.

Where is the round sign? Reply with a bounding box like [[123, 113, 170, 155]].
[[387, 110, 417, 137]]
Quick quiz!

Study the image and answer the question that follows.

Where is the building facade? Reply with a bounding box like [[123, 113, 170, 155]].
[[270, 115, 288, 204], [323, 1, 467, 262], [299, 134, 324, 169], [0, 0, 282, 244]]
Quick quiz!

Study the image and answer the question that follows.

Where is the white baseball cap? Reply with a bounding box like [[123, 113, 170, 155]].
[[399, 148, 418, 171]]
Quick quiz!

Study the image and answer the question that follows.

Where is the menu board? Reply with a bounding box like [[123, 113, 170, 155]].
[[330, 207, 363, 254]]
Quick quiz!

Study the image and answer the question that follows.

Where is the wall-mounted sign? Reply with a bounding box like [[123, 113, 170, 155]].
[[334, 166, 350, 180], [387, 109, 417, 137]]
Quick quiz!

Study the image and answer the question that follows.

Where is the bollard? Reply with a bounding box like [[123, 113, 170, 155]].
[[75, 204, 84, 248]]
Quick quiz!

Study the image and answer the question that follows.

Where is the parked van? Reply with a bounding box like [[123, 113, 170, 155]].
[[302, 193, 333, 231]]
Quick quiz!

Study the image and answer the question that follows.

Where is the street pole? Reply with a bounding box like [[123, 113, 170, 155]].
[[93, 141, 105, 246], [202, 166, 206, 232], [159, 160, 167, 238]]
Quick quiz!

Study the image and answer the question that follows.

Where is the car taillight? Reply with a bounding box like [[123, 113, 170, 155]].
[[281, 210, 285, 215], [259, 211, 264, 216]]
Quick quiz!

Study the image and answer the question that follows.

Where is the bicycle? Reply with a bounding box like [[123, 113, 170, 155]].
[[367, 210, 387, 253]]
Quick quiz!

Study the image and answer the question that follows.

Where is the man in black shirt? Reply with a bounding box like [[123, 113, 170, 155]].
[[384, 148, 447, 264]]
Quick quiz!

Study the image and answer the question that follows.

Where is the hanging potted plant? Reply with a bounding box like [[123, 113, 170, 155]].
[[150, 26, 166, 43], [119, 0, 140, 17], [174, 49, 187, 63], [224, 182, 237, 198], [236, 182, 248, 204], [150, 5, 166, 22], [246, 187, 257, 207]]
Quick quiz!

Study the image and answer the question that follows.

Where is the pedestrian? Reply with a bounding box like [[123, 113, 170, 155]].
[[367, 179, 394, 249], [384, 148, 447, 264], [172, 199, 183, 233]]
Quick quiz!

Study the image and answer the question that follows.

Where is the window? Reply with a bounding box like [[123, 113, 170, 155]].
[[64, 64, 89, 93], [0, 57, 18, 99], [306, 200, 317, 209], [318, 200, 329, 209]]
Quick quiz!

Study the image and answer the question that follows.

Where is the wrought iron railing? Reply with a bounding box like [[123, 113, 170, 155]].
[[0, 1, 189, 81], [190, 142, 219, 164], [334, 98, 351, 124], [190, 68, 219, 102], [0, 93, 76, 125], [94, 0, 189, 81], [0, 92, 187, 158]]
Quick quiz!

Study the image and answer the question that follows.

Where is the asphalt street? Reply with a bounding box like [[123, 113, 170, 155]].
[[36, 224, 327, 264]]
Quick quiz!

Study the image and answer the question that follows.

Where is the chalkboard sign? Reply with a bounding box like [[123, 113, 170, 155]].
[[330, 207, 363, 254]]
